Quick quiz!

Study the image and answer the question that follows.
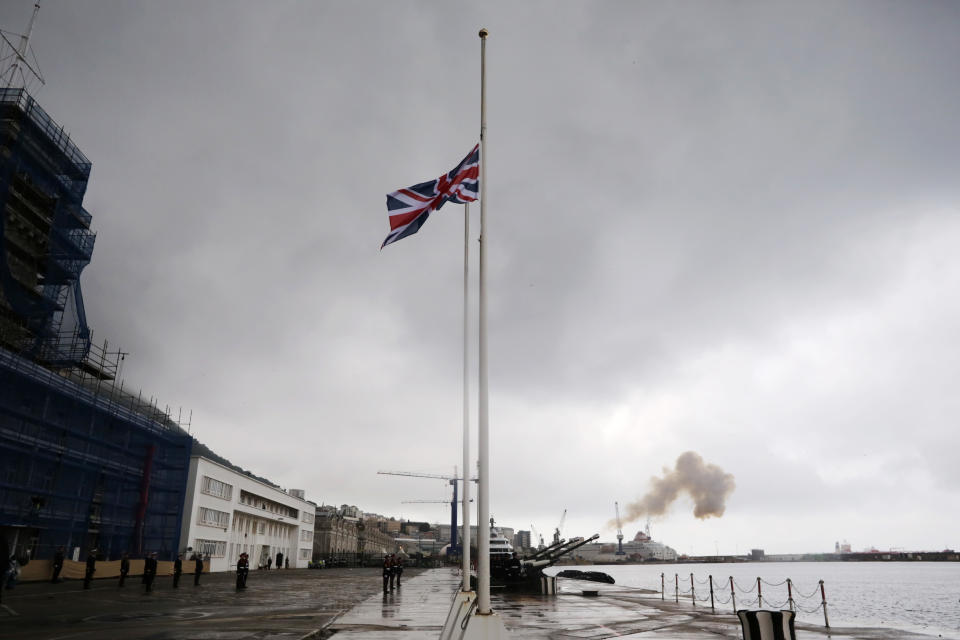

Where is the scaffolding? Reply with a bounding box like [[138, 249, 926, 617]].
[[0, 347, 192, 561], [0, 87, 96, 368], [0, 85, 192, 562]]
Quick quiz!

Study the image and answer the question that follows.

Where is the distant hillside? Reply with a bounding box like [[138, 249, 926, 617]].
[[190, 438, 280, 489]]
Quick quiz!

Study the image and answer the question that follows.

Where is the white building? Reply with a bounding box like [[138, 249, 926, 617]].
[[180, 456, 315, 572]]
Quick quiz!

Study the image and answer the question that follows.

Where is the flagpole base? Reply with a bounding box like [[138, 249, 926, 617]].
[[459, 609, 510, 640], [440, 590, 477, 640]]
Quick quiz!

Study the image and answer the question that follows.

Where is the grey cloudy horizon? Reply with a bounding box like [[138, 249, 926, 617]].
[[3, 0, 959, 555]]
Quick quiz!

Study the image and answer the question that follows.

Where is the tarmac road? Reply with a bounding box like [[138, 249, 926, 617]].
[[0, 566, 409, 640]]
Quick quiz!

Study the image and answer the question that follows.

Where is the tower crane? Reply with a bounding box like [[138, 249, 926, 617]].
[[614, 502, 625, 556], [553, 508, 567, 545], [378, 469, 476, 557]]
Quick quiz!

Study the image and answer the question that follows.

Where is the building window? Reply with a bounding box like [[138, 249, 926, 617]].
[[300, 548, 311, 560], [301, 511, 314, 524], [198, 506, 230, 528], [301, 530, 313, 542], [194, 539, 227, 558], [256, 522, 265, 535], [200, 476, 233, 501]]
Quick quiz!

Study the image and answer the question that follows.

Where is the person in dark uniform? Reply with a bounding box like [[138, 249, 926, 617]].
[[285, 557, 289, 569], [236, 552, 249, 590], [83, 548, 96, 589], [172, 553, 183, 588], [276, 551, 283, 570], [193, 553, 203, 585], [395, 555, 403, 588], [266, 556, 272, 570], [143, 552, 157, 593], [0, 533, 8, 605], [382, 554, 392, 592], [506, 552, 522, 579], [51, 546, 64, 583], [119, 552, 130, 587]]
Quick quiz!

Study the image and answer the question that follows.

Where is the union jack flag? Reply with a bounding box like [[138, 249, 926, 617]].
[[382, 144, 479, 249]]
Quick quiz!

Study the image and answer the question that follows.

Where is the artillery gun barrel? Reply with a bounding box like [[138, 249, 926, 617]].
[[525, 534, 600, 569], [544, 534, 599, 561], [525, 538, 567, 561]]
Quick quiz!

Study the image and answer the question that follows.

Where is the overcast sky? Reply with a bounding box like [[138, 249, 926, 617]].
[[3, 1, 959, 555]]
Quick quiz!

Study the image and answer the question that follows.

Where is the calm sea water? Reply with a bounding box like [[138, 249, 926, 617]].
[[548, 562, 960, 638]]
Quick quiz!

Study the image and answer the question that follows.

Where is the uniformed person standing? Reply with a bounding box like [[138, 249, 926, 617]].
[[143, 552, 157, 593], [51, 546, 64, 583], [172, 553, 183, 588], [83, 548, 96, 589], [118, 552, 130, 587], [236, 552, 249, 590], [193, 553, 203, 585], [382, 555, 392, 592], [395, 555, 403, 588]]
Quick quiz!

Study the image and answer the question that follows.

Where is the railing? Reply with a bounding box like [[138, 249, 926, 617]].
[[662, 572, 831, 628], [0, 87, 92, 176]]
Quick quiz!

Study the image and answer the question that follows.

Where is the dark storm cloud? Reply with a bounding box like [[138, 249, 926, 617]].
[[2, 0, 958, 553]]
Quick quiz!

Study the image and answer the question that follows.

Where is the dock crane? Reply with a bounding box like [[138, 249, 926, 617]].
[[530, 524, 545, 550], [614, 502, 625, 555], [378, 469, 476, 556], [553, 509, 567, 545]]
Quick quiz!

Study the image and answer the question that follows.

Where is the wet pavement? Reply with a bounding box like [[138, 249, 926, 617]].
[[329, 569, 946, 640], [0, 566, 408, 640], [1, 568, 948, 639]]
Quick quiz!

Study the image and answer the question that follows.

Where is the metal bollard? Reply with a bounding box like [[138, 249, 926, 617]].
[[820, 579, 830, 628], [729, 576, 736, 614], [709, 575, 715, 613]]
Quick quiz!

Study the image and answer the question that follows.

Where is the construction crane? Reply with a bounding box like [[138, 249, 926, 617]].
[[614, 502, 625, 555], [530, 524, 545, 550], [553, 509, 567, 545], [378, 469, 476, 557]]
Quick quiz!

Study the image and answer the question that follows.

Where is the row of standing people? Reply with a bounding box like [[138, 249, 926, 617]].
[[381, 554, 404, 592], [66, 547, 207, 592]]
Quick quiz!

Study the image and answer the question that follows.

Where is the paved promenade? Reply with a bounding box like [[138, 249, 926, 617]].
[[330, 569, 943, 640], [0, 567, 946, 639]]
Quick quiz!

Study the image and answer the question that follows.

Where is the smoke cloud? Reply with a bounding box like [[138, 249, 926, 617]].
[[619, 451, 735, 523]]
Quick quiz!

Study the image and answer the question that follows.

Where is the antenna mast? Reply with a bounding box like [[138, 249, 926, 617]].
[[1, 1, 45, 89]]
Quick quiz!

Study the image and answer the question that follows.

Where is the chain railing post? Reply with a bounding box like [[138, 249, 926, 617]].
[[675, 573, 679, 603], [820, 579, 830, 628], [787, 578, 795, 611], [709, 574, 715, 613], [729, 576, 737, 613], [757, 576, 763, 608], [690, 573, 696, 607], [661, 572, 664, 600]]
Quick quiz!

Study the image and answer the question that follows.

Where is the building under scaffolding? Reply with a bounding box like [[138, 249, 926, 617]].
[[0, 85, 192, 561]]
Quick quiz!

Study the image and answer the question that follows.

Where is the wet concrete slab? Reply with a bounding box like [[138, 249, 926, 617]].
[[328, 569, 946, 640], [1, 568, 947, 639], [0, 567, 404, 640]]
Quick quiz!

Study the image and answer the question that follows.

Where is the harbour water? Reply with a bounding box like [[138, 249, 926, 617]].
[[549, 561, 960, 638]]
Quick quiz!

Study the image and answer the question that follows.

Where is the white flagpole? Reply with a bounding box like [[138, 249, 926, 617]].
[[476, 25, 491, 616], [461, 202, 471, 592]]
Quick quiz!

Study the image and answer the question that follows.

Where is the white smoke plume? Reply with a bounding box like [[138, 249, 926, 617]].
[[618, 451, 735, 524]]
